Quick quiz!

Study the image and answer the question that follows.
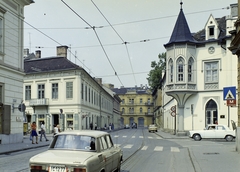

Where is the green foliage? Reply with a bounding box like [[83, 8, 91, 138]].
[[147, 52, 166, 90]]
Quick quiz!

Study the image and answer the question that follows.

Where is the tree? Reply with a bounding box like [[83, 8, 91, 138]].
[[147, 52, 166, 90]]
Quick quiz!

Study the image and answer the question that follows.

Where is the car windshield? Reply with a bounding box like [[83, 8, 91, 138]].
[[50, 135, 96, 151]]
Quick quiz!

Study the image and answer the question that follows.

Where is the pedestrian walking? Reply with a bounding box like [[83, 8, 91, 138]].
[[40, 121, 49, 142], [53, 124, 59, 137], [90, 122, 93, 130], [109, 123, 112, 131], [31, 122, 38, 144], [94, 122, 97, 130]]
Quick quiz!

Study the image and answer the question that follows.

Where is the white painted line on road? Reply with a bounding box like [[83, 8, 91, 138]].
[[132, 136, 136, 138], [154, 146, 163, 151], [148, 137, 153, 139], [123, 136, 127, 138], [123, 144, 133, 148], [141, 146, 148, 150], [156, 137, 162, 139], [139, 136, 143, 138], [114, 144, 121, 147], [171, 147, 180, 152], [114, 135, 119, 137]]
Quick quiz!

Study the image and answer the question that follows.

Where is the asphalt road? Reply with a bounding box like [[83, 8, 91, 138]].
[[1, 128, 240, 172]]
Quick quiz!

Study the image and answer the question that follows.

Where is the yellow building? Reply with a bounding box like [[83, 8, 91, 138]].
[[112, 86, 154, 127]]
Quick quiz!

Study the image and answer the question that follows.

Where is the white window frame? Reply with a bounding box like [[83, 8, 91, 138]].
[[177, 57, 184, 82], [66, 82, 73, 99], [188, 58, 194, 82], [25, 85, 31, 100], [52, 83, 58, 99], [204, 62, 218, 83], [38, 84, 45, 99], [168, 59, 173, 83]]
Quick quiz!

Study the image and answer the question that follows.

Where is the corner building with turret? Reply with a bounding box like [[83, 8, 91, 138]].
[[162, 3, 238, 135]]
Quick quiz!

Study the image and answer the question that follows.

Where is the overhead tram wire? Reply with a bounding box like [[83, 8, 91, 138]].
[[91, 0, 137, 86], [61, 0, 124, 87]]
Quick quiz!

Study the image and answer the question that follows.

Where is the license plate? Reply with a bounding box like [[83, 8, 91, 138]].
[[50, 165, 66, 172]]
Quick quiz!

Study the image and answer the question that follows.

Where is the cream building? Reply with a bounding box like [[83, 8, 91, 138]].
[[24, 46, 121, 133], [112, 86, 154, 127], [0, 0, 33, 144], [162, 3, 238, 135]]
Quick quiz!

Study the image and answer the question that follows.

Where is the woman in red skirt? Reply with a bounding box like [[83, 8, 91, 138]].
[[31, 122, 38, 144]]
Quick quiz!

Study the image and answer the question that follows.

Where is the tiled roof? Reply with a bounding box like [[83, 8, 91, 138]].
[[193, 16, 227, 42], [165, 9, 196, 47], [24, 56, 81, 73]]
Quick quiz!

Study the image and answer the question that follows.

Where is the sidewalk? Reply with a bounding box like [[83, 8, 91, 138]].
[[0, 134, 53, 155]]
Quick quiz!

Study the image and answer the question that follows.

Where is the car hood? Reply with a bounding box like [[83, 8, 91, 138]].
[[30, 149, 96, 165]]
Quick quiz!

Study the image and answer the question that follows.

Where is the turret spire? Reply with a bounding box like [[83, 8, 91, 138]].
[[180, 1, 183, 10]]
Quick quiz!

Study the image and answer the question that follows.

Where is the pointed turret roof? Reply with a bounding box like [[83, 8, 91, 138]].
[[164, 4, 196, 47]]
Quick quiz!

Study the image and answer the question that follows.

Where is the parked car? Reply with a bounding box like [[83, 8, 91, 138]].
[[124, 124, 130, 129], [188, 124, 236, 141], [29, 130, 123, 172], [148, 124, 158, 132]]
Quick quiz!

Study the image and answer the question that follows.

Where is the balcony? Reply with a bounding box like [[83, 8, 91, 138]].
[[145, 102, 154, 106], [145, 112, 153, 116], [29, 98, 49, 106]]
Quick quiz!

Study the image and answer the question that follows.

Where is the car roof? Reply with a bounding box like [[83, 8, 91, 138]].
[[57, 130, 109, 137]]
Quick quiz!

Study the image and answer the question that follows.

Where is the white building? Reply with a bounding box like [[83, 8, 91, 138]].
[[0, 0, 33, 144], [24, 46, 121, 133], [162, 3, 238, 135]]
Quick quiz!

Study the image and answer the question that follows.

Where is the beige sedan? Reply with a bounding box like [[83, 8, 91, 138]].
[[148, 124, 158, 132], [29, 130, 123, 172]]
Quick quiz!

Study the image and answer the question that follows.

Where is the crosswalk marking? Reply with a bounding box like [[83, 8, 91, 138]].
[[171, 147, 180, 152], [114, 135, 119, 138], [141, 146, 148, 150], [148, 137, 153, 139], [154, 146, 163, 151], [123, 144, 133, 148], [139, 136, 143, 138], [123, 136, 127, 138], [120, 145, 181, 153], [132, 136, 136, 138]]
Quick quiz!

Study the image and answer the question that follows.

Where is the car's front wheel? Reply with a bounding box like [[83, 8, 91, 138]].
[[225, 135, 234, 141], [193, 134, 201, 141]]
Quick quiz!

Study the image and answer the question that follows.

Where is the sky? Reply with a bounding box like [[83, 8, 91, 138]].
[[23, 0, 237, 88]]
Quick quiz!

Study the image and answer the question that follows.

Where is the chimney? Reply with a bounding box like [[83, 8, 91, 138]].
[[57, 45, 68, 58], [23, 48, 29, 58], [230, 3, 238, 17], [35, 50, 41, 58], [95, 78, 102, 85]]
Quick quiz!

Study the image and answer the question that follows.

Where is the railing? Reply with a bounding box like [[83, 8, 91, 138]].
[[29, 98, 49, 106], [145, 112, 153, 116]]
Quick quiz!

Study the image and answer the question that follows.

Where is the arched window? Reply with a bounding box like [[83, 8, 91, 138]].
[[177, 57, 184, 82], [168, 59, 173, 82], [188, 57, 194, 82], [205, 99, 218, 125]]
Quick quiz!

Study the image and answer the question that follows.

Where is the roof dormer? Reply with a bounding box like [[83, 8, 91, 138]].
[[205, 14, 219, 40]]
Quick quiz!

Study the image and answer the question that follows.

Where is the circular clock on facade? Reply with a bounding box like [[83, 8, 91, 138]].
[[208, 46, 215, 54]]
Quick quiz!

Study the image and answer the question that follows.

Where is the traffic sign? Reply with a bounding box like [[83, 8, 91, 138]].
[[223, 86, 236, 100], [227, 99, 236, 106]]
